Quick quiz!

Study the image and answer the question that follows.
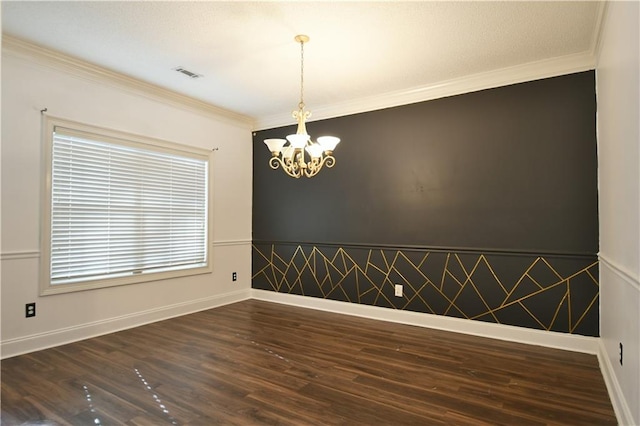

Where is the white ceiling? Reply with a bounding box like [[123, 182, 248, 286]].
[[2, 1, 605, 129]]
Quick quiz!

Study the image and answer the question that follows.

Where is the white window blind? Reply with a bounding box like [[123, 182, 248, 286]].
[[48, 126, 209, 287]]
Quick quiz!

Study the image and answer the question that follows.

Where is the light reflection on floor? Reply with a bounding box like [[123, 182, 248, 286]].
[[77, 336, 292, 424], [134, 368, 178, 425], [82, 385, 102, 425]]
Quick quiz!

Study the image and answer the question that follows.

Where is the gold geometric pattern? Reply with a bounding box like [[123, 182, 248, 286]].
[[252, 244, 599, 336]]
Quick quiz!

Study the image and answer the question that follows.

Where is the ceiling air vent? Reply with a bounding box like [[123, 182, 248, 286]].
[[173, 67, 202, 79]]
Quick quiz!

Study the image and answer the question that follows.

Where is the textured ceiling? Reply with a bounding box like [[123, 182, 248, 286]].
[[2, 1, 604, 129]]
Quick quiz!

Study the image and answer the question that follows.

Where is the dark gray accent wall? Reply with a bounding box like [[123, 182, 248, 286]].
[[253, 72, 598, 255], [252, 71, 599, 336]]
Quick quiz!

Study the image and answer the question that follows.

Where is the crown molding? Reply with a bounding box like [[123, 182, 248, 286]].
[[1, 35, 255, 130], [254, 50, 597, 131], [256, 2, 608, 131]]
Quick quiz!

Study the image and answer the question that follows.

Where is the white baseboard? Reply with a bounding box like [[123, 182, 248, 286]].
[[0, 286, 600, 359], [1, 289, 251, 359], [597, 337, 636, 425], [251, 289, 600, 355]]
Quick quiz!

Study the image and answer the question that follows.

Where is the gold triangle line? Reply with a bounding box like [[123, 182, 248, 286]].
[[402, 282, 436, 314], [338, 249, 366, 303], [355, 268, 361, 303], [549, 292, 569, 331], [503, 257, 542, 302], [457, 254, 500, 323], [364, 249, 373, 275], [411, 274, 458, 314], [524, 273, 545, 291], [252, 244, 272, 263], [571, 292, 598, 333], [375, 250, 402, 307], [585, 267, 599, 286], [340, 248, 349, 275], [518, 301, 547, 329], [251, 263, 270, 280], [416, 251, 431, 270], [390, 266, 422, 310], [360, 286, 377, 298], [442, 269, 467, 316], [496, 279, 567, 311], [380, 249, 391, 271], [319, 249, 348, 287], [270, 246, 286, 292], [327, 246, 344, 265], [498, 262, 596, 309], [479, 255, 509, 295], [306, 248, 322, 293], [397, 251, 430, 283], [443, 254, 477, 316], [276, 246, 302, 291], [540, 257, 564, 281], [563, 260, 599, 281], [371, 250, 386, 306], [567, 279, 572, 331], [367, 262, 387, 275], [340, 249, 362, 271], [440, 252, 451, 291], [324, 267, 355, 303], [305, 247, 326, 298]]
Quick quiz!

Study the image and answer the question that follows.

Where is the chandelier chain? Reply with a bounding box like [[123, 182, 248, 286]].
[[299, 38, 305, 109]]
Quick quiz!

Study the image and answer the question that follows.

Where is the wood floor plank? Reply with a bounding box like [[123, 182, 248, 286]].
[[1, 300, 616, 425]]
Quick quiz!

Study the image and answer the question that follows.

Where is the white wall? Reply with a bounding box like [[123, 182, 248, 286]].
[[596, 2, 640, 424], [1, 41, 253, 358]]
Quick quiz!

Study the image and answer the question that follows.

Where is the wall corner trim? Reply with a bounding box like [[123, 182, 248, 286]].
[[592, 1, 610, 67], [250, 289, 599, 354], [597, 339, 635, 426], [0, 250, 40, 261], [0, 289, 251, 360], [212, 239, 252, 247], [599, 253, 640, 292]]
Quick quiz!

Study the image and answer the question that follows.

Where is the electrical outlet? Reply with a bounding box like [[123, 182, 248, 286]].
[[26, 303, 36, 318], [619, 342, 623, 366], [232, 272, 237, 282], [394, 284, 403, 297]]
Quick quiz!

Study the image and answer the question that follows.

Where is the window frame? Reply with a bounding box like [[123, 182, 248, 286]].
[[40, 116, 213, 295]]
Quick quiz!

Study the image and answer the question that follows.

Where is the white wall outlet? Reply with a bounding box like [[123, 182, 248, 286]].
[[394, 284, 403, 297]]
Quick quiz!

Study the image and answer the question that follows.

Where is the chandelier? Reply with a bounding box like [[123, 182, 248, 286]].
[[264, 35, 340, 178]]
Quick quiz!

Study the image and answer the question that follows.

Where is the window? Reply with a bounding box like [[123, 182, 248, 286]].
[[41, 116, 212, 295]]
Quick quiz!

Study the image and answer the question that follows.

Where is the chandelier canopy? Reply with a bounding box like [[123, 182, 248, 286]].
[[264, 35, 340, 178]]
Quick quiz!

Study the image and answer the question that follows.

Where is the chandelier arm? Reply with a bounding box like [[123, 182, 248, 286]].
[[285, 156, 303, 178], [303, 160, 317, 178], [269, 156, 300, 178], [323, 155, 336, 169], [287, 165, 303, 178], [302, 154, 337, 178], [268, 156, 282, 170]]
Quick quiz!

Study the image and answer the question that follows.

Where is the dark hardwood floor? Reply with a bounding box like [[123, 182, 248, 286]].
[[1, 300, 616, 425]]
